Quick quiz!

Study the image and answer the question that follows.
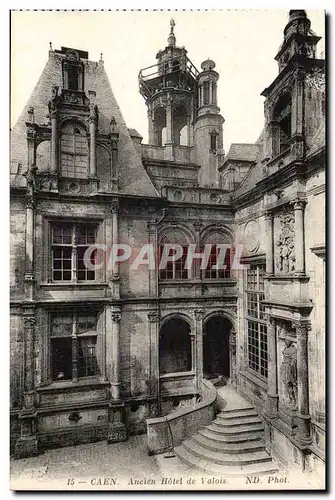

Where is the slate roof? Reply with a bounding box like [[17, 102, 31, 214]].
[[224, 143, 260, 163]]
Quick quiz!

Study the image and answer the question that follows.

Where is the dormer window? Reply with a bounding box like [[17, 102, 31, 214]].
[[67, 66, 79, 90], [63, 57, 84, 92]]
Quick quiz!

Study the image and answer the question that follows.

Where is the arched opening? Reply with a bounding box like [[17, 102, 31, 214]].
[[203, 315, 232, 381], [159, 318, 192, 374], [272, 92, 292, 156], [172, 59, 180, 72], [153, 107, 166, 146], [179, 125, 188, 146], [200, 230, 233, 280], [159, 227, 192, 280]]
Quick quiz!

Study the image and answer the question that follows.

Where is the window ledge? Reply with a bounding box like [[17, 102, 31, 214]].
[[159, 279, 237, 285], [160, 371, 195, 380], [40, 282, 108, 288], [37, 378, 109, 393], [240, 369, 268, 391]]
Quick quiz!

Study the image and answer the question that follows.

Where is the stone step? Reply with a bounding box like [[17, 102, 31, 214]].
[[211, 421, 264, 434], [182, 439, 272, 466], [221, 405, 255, 414], [192, 433, 265, 454], [175, 446, 279, 477], [199, 427, 264, 443], [215, 415, 262, 427], [218, 409, 259, 419]]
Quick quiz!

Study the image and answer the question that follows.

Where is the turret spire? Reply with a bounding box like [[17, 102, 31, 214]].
[[167, 18, 176, 47]]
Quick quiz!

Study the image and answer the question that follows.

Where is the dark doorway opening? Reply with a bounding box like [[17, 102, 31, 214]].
[[203, 316, 231, 380]]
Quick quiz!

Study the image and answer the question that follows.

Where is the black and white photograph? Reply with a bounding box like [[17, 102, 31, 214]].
[[9, 8, 326, 491]]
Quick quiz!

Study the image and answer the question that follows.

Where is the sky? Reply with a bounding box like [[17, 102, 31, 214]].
[[10, 10, 325, 153]]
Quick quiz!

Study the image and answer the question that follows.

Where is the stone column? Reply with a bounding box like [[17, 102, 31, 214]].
[[193, 221, 202, 281], [147, 221, 158, 296], [264, 210, 274, 275], [194, 310, 204, 392], [110, 199, 120, 299], [50, 111, 58, 173], [209, 80, 213, 103], [292, 200, 306, 276], [110, 308, 121, 401], [165, 100, 173, 144], [148, 311, 159, 406], [187, 115, 192, 147], [89, 116, 97, 177], [147, 107, 155, 145], [266, 316, 279, 417], [229, 328, 237, 386], [295, 322, 311, 444]]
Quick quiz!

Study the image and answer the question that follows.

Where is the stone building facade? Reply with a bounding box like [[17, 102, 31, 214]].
[[10, 11, 325, 473]]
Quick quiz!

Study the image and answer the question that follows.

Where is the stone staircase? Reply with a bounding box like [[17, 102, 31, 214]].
[[174, 389, 278, 476]]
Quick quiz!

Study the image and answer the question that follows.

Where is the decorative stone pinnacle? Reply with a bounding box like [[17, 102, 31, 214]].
[[49, 41, 53, 51], [168, 18, 176, 47], [100, 52, 103, 62]]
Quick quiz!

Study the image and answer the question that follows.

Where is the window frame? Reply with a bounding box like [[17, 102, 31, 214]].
[[245, 264, 268, 379], [60, 123, 89, 179], [48, 220, 101, 284], [50, 309, 100, 382]]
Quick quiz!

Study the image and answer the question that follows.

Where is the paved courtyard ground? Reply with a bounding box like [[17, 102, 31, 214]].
[[10, 435, 163, 490]]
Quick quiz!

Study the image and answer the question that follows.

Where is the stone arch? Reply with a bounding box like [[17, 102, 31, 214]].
[[200, 227, 235, 279], [203, 311, 236, 380], [158, 225, 194, 280], [159, 315, 193, 375]]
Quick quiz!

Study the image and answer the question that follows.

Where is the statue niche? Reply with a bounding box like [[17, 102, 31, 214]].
[[280, 337, 297, 409]]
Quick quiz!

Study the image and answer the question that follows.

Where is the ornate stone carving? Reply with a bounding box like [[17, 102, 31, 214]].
[[148, 311, 159, 323], [23, 316, 36, 329], [23, 165, 37, 209], [243, 219, 261, 254], [275, 210, 295, 274], [193, 221, 203, 232], [194, 309, 204, 321], [111, 311, 121, 323], [111, 198, 119, 214], [280, 337, 298, 408], [48, 86, 60, 116]]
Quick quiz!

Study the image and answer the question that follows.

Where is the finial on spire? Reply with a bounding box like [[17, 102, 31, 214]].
[[100, 52, 103, 62], [168, 18, 176, 47], [49, 41, 53, 51]]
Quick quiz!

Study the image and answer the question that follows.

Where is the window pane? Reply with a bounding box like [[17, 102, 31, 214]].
[[78, 336, 99, 378], [51, 338, 72, 380], [77, 314, 97, 334], [51, 314, 73, 337]]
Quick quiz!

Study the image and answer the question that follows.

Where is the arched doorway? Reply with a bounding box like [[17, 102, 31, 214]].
[[159, 317, 192, 374], [203, 315, 232, 381]]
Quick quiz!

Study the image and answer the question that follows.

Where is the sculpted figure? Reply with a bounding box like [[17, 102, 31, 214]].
[[280, 338, 298, 407]]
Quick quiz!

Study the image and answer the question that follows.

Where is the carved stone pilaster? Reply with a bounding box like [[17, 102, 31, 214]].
[[294, 321, 312, 445]]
